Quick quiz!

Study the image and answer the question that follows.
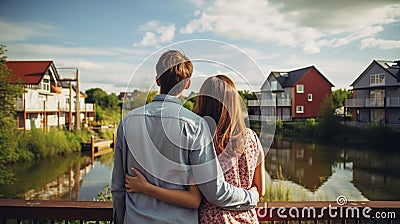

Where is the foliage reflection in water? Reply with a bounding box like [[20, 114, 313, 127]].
[[1, 137, 399, 201]]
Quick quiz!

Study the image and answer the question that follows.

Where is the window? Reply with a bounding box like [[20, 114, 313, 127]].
[[296, 84, 304, 93], [370, 74, 385, 86], [42, 79, 50, 91], [308, 94, 313, 101], [271, 80, 278, 91], [296, 105, 304, 113]]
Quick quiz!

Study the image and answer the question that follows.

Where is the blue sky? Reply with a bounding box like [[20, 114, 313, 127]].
[[1, 0, 399, 94]]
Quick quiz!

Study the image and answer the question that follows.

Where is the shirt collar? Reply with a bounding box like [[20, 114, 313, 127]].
[[152, 94, 182, 105]]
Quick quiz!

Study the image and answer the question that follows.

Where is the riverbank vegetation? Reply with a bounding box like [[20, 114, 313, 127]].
[[2, 129, 93, 163]]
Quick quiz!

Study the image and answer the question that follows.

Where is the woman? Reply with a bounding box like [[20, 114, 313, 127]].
[[125, 75, 265, 223]]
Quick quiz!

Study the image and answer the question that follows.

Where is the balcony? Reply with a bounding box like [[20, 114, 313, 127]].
[[366, 98, 384, 107], [1, 199, 399, 223], [16, 99, 58, 112], [16, 99, 95, 112], [248, 99, 291, 107], [345, 97, 400, 108], [386, 97, 400, 107]]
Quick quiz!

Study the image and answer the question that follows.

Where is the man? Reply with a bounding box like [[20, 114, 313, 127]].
[[111, 50, 259, 223]]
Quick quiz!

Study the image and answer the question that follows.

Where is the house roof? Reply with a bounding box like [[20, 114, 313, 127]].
[[5, 61, 53, 84], [269, 66, 334, 88], [350, 60, 400, 86]]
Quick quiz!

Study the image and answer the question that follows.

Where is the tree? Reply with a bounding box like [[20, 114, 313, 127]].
[[183, 100, 194, 111], [316, 95, 341, 142], [0, 45, 24, 163], [85, 88, 107, 106], [104, 93, 119, 109], [145, 90, 158, 104], [332, 89, 352, 109], [238, 90, 255, 107]]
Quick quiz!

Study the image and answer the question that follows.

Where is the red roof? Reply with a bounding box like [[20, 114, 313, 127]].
[[5, 61, 53, 84]]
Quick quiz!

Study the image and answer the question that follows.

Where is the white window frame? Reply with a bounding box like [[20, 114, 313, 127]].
[[42, 78, 50, 91], [296, 84, 304, 93], [308, 94, 313, 101], [271, 80, 278, 91], [370, 73, 385, 86], [296, 105, 304, 113]]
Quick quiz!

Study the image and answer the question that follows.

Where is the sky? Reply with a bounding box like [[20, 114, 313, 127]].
[[1, 0, 399, 94]]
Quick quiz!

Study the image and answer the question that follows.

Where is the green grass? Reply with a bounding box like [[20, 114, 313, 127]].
[[0, 129, 95, 163]]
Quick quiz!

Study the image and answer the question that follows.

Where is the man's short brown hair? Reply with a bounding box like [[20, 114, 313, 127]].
[[156, 50, 193, 95]]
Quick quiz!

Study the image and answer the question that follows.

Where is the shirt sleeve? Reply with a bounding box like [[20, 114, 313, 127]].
[[111, 122, 126, 224], [189, 119, 258, 210]]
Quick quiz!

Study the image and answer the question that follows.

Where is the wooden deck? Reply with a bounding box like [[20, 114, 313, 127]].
[[81, 136, 116, 161]]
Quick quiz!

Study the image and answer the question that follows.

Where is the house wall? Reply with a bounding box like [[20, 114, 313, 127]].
[[261, 75, 283, 100], [351, 62, 400, 124], [292, 68, 332, 118], [353, 63, 398, 89], [386, 86, 400, 98], [386, 109, 400, 124]]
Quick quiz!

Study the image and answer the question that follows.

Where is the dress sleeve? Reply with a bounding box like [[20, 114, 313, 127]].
[[189, 119, 258, 210]]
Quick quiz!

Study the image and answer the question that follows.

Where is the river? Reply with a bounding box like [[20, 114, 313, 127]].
[[0, 138, 399, 201]]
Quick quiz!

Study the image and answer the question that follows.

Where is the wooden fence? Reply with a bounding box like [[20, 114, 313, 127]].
[[1, 199, 399, 223]]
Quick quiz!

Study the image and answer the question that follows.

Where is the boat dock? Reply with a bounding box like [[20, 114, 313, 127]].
[[81, 135, 116, 162]]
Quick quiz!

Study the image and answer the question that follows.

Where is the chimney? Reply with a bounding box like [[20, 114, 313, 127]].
[[395, 60, 400, 82]]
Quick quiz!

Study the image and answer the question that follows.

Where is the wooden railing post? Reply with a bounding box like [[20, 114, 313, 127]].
[[91, 136, 95, 166], [113, 132, 116, 151]]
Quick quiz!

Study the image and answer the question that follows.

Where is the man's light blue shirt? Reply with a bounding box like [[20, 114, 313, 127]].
[[111, 94, 258, 224]]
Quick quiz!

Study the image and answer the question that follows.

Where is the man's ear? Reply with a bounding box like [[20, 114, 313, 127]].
[[184, 79, 191, 89], [156, 79, 160, 86]]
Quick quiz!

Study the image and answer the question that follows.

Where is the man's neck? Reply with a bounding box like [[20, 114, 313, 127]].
[[159, 92, 182, 98]]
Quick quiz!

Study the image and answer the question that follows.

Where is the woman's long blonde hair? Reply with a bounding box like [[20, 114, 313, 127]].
[[194, 75, 246, 155]]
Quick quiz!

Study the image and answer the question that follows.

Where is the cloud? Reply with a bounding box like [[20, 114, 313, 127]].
[[180, 0, 400, 53], [134, 20, 176, 47], [361, 38, 400, 50], [302, 25, 385, 54], [7, 43, 119, 57], [187, 0, 207, 8], [268, 0, 400, 32], [180, 0, 323, 47], [0, 20, 57, 42]]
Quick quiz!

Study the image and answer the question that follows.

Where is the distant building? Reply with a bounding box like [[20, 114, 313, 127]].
[[6, 60, 95, 130], [119, 90, 149, 111], [345, 60, 400, 125], [249, 66, 334, 121]]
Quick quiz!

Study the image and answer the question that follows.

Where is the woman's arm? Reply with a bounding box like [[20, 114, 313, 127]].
[[252, 149, 266, 197], [125, 167, 202, 209]]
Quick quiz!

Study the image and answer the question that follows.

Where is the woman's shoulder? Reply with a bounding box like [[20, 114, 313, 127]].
[[243, 128, 259, 140]]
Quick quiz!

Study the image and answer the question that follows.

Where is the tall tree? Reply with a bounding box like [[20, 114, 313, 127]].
[[85, 88, 107, 106], [104, 93, 119, 109], [332, 89, 352, 109], [0, 45, 24, 163], [316, 95, 341, 142]]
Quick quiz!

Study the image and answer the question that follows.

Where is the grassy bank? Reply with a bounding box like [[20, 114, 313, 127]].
[[2, 129, 93, 163]]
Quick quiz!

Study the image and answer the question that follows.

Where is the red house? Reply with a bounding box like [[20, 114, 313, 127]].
[[252, 66, 334, 121]]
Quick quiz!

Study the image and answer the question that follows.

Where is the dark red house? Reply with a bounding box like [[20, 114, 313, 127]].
[[256, 66, 334, 121]]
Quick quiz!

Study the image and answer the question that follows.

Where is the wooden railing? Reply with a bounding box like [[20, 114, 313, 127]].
[[0, 199, 399, 223]]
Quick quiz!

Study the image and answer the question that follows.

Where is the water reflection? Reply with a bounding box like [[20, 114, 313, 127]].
[[1, 138, 399, 201], [263, 137, 400, 201], [0, 152, 114, 201]]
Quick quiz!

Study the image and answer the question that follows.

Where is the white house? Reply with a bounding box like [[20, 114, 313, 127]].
[[6, 60, 95, 130]]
